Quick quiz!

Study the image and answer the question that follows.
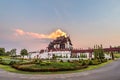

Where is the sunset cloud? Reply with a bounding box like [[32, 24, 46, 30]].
[[15, 29, 25, 35], [14, 29, 67, 39]]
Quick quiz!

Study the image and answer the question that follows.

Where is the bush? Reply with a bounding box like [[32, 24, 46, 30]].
[[84, 60, 90, 65], [60, 60, 63, 62], [37, 61, 52, 66], [0, 58, 2, 62], [73, 60, 79, 63], [0, 59, 21, 65], [35, 60, 42, 64], [9, 61, 17, 65], [78, 60, 90, 66], [11, 61, 88, 72], [67, 60, 70, 62], [18, 61, 34, 65], [88, 60, 99, 65], [45, 62, 51, 65], [81, 61, 86, 66], [79, 60, 83, 63], [12, 63, 88, 72], [109, 58, 111, 60], [1, 60, 10, 65], [91, 58, 94, 60], [40, 62, 46, 66], [88, 60, 93, 65], [101, 59, 107, 63]]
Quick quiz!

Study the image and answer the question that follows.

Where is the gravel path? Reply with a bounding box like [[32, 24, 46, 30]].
[[0, 59, 120, 80]]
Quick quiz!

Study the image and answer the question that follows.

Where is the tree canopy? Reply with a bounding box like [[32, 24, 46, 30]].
[[20, 49, 28, 57], [0, 48, 5, 56], [10, 49, 17, 57], [94, 44, 105, 59]]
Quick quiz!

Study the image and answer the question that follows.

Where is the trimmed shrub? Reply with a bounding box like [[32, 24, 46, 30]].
[[88, 60, 93, 65], [88, 60, 99, 65], [73, 60, 79, 63], [1, 60, 10, 65], [81, 61, 86, 66], [60, 60, 63, 62], [40, 62, 46, 66], [9, 61, 17, 65], [45, 62, 51, 65], [93, 60, 99, 65], [84, 60, 89, 65], [12, 64, 88, 72], [79, 60, 83, 63], [67, 60, 70, 62], [33, 59, 42, 64], [18, 61, 34, 65], [91, 58, 94, 60], [12, 61, 89, 72], [101, 59, 107, 63], [0, 58, 2, 62]]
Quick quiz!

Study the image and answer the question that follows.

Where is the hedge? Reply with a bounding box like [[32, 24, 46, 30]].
[[12, 64, 88, 72]]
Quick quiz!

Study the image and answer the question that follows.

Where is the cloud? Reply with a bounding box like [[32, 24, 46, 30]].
[[14, 29, 48, 39], [15, 29, 25, 35], [14, 28, 67, 39], [10, 28, 68, 51]]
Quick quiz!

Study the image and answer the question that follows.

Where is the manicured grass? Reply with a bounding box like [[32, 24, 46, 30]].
[[0, 60, 113, 74], [0, 64, 23, 73], [0, 56, 11, 59], [78, 60, 113, 72], [114, 53, 120, 58]]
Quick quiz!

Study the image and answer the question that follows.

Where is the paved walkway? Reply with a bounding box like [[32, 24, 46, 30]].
[[0, 59, 120, 80]]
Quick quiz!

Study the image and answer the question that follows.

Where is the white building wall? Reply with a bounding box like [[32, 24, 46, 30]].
[[77, 52, 90, 59], [105, 54, 111, 59], [39, 51, 71, 59], [30, 51, 112, 60]]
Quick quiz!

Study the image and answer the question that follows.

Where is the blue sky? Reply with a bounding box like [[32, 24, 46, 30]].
[[0, 0, 120, 52]]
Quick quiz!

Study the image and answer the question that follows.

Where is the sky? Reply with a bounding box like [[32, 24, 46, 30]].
[[0, 0, 120, 53]]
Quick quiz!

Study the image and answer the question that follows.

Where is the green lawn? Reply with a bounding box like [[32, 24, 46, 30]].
[[0, 60, 113, 74], [78, 60, 112, 71], [114, 53, 120, 58], [0, 56, 11, 59]]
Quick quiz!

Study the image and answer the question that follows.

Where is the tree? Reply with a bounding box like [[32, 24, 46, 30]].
[[94, 45, 104, 59], [94, 45, 99, 59], [10, 49, 17, 57], [0, 48, 5, 56], [98, 44, 105, 59], [20, 49, 28, 58], [110, 46, 114, 60], [5, 51, 11, 56]]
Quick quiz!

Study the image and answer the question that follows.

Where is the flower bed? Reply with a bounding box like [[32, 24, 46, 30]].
[[12, 62, 88, 72], [0, 57, 108, 72]]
